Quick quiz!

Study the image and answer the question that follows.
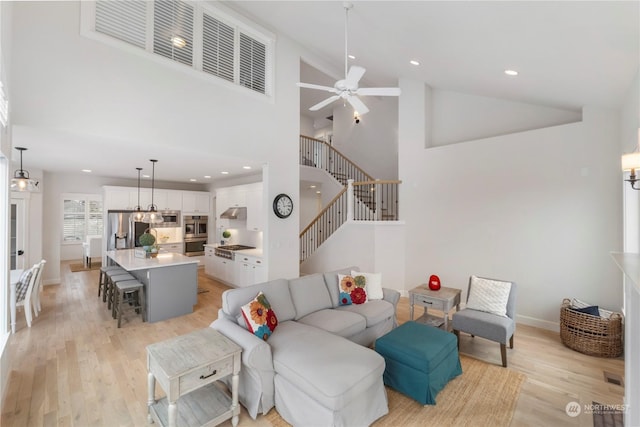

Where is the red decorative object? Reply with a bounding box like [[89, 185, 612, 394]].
[[428, 275, 441, 291]]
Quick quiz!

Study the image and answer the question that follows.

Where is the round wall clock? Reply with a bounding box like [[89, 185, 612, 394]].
[[273, 193, 293, 218]]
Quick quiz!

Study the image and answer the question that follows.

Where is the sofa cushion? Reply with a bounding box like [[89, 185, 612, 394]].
[[324, 266, 360, 307], [338, 274, 368, 305], [241, 292, 278, 341], [222, 278, 296, 322], [297, 309, 366, 338], [336, 299, 395, 328], [289, 274, 333, 320], [269, 321, 385, 411], [351, 270, 384, 300]]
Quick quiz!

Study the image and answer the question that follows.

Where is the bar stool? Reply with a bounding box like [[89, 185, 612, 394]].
[[106, 272, 135, 314], [99, 266, 125, 301], [113, 280, 145, 328]]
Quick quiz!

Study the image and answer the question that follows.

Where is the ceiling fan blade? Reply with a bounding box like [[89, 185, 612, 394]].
[[344, 66, 366, 87], [297, 82, 337, 93], [309, 95, 340, 111], [356, 87, 402, 97], [347, 96, 369, 115]]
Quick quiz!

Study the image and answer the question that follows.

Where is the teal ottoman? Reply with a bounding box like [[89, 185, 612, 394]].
[[375, 321, 462, 405]]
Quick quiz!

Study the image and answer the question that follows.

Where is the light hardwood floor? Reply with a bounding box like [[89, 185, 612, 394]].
[[2, 262, 624, 426]]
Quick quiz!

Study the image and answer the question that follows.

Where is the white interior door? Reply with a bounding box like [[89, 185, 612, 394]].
[[10, 198, 27, 270]]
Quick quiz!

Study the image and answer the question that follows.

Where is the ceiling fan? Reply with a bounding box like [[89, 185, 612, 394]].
[[297, 2, 401, 116]]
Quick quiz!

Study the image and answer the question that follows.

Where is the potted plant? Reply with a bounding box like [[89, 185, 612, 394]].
[[139, 231, 156, 252]]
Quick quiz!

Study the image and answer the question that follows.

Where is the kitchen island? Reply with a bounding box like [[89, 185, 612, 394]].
[[106, 249, 199, 322]]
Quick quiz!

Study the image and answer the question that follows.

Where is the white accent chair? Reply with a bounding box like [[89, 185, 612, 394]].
[[31, 259, 47, 317], [82, 235, 102, 268]]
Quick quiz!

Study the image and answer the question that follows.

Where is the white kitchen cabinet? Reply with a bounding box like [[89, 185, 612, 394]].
[[212, 256, 234, 284], [234, 254, 265, 287], [245, 182, 263, 231], [153, 190, 182, 211], [105, 188, 133, 210], [204, 246, 215, 276], [130, 189, 152, 210], [183, 192, 210, 214]]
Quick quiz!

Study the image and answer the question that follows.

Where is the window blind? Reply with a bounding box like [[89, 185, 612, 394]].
[[95, 0, 146, 49], [239, 33, 266, 94], [153, 0, 194, 66], [63, 198, 103, 242], [202, 13, 234, 83]]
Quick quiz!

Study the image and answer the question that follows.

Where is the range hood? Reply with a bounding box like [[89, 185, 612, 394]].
[[220, 207, 247, 219]]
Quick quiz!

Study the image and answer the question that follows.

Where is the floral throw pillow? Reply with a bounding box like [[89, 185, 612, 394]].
[[337, 274, 368, 306], [241, 292, 278, 341]]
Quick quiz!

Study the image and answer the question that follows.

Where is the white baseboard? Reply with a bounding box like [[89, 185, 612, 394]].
[[515, 314, 559, 332]]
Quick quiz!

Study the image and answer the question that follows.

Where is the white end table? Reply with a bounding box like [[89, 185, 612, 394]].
[[147, 328, 242, 427], [409, 285, 461, 331]]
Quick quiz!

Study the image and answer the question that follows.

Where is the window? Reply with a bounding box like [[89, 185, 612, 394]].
[[63, 195, 103, 242], [86, 0, 272, 95]]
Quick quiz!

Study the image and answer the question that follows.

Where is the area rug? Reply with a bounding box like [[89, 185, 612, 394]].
[[69, 262, 102, 272], [264, 355, 526, 427]]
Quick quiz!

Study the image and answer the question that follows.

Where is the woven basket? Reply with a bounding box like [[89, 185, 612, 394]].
[[559, 298, 623, 358]]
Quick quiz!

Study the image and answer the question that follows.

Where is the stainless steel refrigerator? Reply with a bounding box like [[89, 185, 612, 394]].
[[106, 210, 135, 250]]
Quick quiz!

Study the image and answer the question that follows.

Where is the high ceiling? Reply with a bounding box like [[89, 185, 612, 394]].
[[232, 1, 639, 117], [9, 1, 639, 183]]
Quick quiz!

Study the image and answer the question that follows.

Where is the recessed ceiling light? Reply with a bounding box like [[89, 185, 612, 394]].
[[310, 185, 316, 189], [221, 171, 229, 175], [143, 174, 150, 178], [504, 69, 519, 76], [410, 60, 420, 66], [243, 166, 252, 170], [189, 178, 197, 182], [171, 36, 186, 48], [204, 175, 211, 179], [81, 169, 92, 173], [316, 191, 321, 194], [348, 54, 356, 60]]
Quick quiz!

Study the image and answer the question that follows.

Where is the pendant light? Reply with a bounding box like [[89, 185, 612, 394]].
[[142, 159, 164, 224], [10, 147, 39, 192], [133, 167, 145, 221]]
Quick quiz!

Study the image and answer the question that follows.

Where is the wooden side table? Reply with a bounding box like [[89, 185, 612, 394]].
[[147, 328, 242, 427], [409, 285, 461, 331]]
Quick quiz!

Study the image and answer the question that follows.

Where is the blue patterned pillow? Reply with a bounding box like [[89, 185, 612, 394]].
[[15, 269, 33, 302]]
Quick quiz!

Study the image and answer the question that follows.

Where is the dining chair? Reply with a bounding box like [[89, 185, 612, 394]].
[[83, 236, 103, 268], [15, 262, 40, 330], [31, 259, 47, 316]]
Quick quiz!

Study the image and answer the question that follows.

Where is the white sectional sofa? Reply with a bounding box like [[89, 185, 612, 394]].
[[210, 266, 400, 426]]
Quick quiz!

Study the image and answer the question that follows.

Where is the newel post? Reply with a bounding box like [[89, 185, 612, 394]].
[[347, 179, 354, 221]]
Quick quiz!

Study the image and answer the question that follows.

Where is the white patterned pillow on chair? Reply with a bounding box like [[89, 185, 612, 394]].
[[465, 276, 511, 317], [15, 268, 34, 302]]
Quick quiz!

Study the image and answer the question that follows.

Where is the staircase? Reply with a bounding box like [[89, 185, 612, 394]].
[[299, 135, 401, 263]]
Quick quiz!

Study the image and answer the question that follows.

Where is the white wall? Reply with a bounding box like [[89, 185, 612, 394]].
[[11, 1, 304, 282], [430, 89, 582, 146], [300, 221, 406, 294], [332, 96, 399, 180], [400, 78, 623, 329], [300, 115, 314, 137], [618, 69, 640, 427]]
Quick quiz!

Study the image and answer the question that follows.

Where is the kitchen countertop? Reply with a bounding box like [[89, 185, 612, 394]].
[[106, 249, 199, 271]]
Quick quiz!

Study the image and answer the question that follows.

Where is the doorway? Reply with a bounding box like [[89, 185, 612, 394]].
[[10, 198, 27, 270]]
